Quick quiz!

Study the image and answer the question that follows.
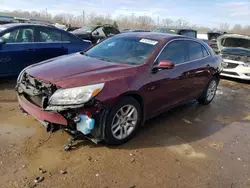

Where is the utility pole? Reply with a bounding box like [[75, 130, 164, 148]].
[[157, 16, 159, 26], [82, 10, 85, 26]]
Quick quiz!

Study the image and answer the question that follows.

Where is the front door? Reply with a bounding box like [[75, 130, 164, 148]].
[[0, 26, 37, 76], [145, 40, 192, 117]]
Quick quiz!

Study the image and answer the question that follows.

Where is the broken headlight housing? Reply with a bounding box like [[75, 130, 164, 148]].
[[48, 83, 105, 106]]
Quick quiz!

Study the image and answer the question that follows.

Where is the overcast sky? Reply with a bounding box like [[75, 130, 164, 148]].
[[1, 0, 250, 27]]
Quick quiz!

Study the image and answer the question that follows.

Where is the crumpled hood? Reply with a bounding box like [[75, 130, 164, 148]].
[[26, 53, 137, 88], [217, 34, 250, 55]]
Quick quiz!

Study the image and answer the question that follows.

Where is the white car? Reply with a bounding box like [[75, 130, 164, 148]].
[[218, 34, 250, 80]]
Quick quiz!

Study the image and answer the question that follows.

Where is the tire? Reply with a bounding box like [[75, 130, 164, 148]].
[[198, 77, 219, 105], [104, 97, 142, 145]]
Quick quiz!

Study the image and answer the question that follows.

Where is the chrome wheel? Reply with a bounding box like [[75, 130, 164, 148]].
[[111, 105, 138, 140], [206, 80, 217, 101]]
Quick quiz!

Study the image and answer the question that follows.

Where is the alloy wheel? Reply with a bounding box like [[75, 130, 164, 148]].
[[111, 105, 138, 140]]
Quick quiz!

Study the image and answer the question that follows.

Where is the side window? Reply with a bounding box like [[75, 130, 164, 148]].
[[38, 28, 61, 42], [94, 27, 106, 37], [187, 41, 203, 61], [108, 27, 119, 34], [61, 33, 79, 42], [202, 46, 209, 57], [1, 28, 34, 43], [158, 40, 187, 65]]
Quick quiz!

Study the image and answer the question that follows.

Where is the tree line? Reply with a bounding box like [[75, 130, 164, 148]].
[[3, 10, 250, 35]]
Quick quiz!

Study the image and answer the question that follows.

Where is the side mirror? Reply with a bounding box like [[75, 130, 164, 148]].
[[152, 60, 174, 73], [0, 38, 6, 45], [157, 60, 174, 69]]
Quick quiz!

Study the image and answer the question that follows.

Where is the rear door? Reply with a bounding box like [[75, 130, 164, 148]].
[[60, 32, 92, 53], [0, 26, 37, 76], [35, 26, 67, 63], [185, 40, 211, 98]]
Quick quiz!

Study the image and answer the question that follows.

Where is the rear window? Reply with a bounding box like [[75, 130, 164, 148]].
[[189, 42, 203, 60]]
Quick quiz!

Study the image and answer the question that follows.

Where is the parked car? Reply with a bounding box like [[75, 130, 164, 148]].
[[71, 24, 120, 44], [218, 34, 250, 80], [152, 27, 197, 38], [207, 30, 227, 54], [16, 32, 222, 146], [0, 23, 92, 77], [120, 29, 151, 33]]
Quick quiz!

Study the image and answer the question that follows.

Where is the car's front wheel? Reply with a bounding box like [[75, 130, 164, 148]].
[[198, 77, 219, 105], [104, 97, 141, 145]]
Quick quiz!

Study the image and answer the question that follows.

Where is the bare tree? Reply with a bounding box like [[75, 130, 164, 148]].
[[219, 23, 230, 31], [161, 18, 173, 27]]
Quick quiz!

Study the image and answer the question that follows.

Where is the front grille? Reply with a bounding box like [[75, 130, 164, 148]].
[[19, 73, 57, 108], [222, 71, 239, 76], [222, 54, 250, 62]]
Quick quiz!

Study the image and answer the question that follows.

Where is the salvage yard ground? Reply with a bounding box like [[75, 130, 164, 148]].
[[0, 78, 249, 188]]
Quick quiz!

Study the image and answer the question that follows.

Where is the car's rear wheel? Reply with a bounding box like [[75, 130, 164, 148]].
[[198, 77, 218, 105], [104, 97, 141, 145]]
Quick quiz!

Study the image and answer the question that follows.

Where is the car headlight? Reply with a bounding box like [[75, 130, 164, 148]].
[[48, 83, 105, 106]]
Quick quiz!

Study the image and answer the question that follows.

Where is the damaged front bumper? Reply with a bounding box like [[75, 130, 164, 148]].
[[18, 93, 108, 142], [16, 73, 108, 143]]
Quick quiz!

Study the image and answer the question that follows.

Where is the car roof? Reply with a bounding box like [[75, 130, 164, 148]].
[[118, 32, 185, 40], [0, 23, 54, 29], [154, 27, 196, 32]]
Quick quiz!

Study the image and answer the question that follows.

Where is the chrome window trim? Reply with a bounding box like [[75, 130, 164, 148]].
[[153, 38, 211, 67], [4, 41, 71, 44]]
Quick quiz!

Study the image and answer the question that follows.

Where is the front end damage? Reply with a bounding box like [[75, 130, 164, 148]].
[[16, 71, 108, 148], [217, 34, 250, 80]]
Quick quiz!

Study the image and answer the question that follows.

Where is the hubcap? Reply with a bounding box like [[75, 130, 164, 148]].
[[111, 105, 138, 140], [206, 80, 217, 101]]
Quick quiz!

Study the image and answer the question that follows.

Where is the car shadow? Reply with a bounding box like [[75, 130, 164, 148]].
[[0, 77, 17, 89], [220, 76, 250, 84], [107, 84, 249, 150]]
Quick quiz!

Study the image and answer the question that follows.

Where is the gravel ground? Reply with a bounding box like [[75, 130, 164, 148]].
[[0, 78, 249, 188]]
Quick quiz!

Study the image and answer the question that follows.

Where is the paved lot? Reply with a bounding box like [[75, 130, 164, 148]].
[[0, 78, 249, 188]]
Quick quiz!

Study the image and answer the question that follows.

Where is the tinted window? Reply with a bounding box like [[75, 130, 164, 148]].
[[61, 33, 79, 42], [104, 27, 119, 35], [187, 41, 203, 61], [202, 46, 209, 56], [158, 40, 187, 65], [1, 27, 34, 43], [38, 28, 61, 42]]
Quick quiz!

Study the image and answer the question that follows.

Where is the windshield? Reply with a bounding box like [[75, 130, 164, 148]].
[[85, 36, 159, 65], [220, 37, 250, 49], [73, 25, 97, 33]]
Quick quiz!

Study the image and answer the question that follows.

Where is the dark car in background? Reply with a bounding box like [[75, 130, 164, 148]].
[[17, 32, 222, 146], [152, 27, 197, 38], [120, 29, 151, 33], [0, 23, 92, 77], [207, 30, 227, 54], [72, 24, 120, 44]]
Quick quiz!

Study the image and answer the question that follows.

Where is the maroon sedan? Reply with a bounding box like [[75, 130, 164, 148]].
[[16, 32, 222, 146]]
